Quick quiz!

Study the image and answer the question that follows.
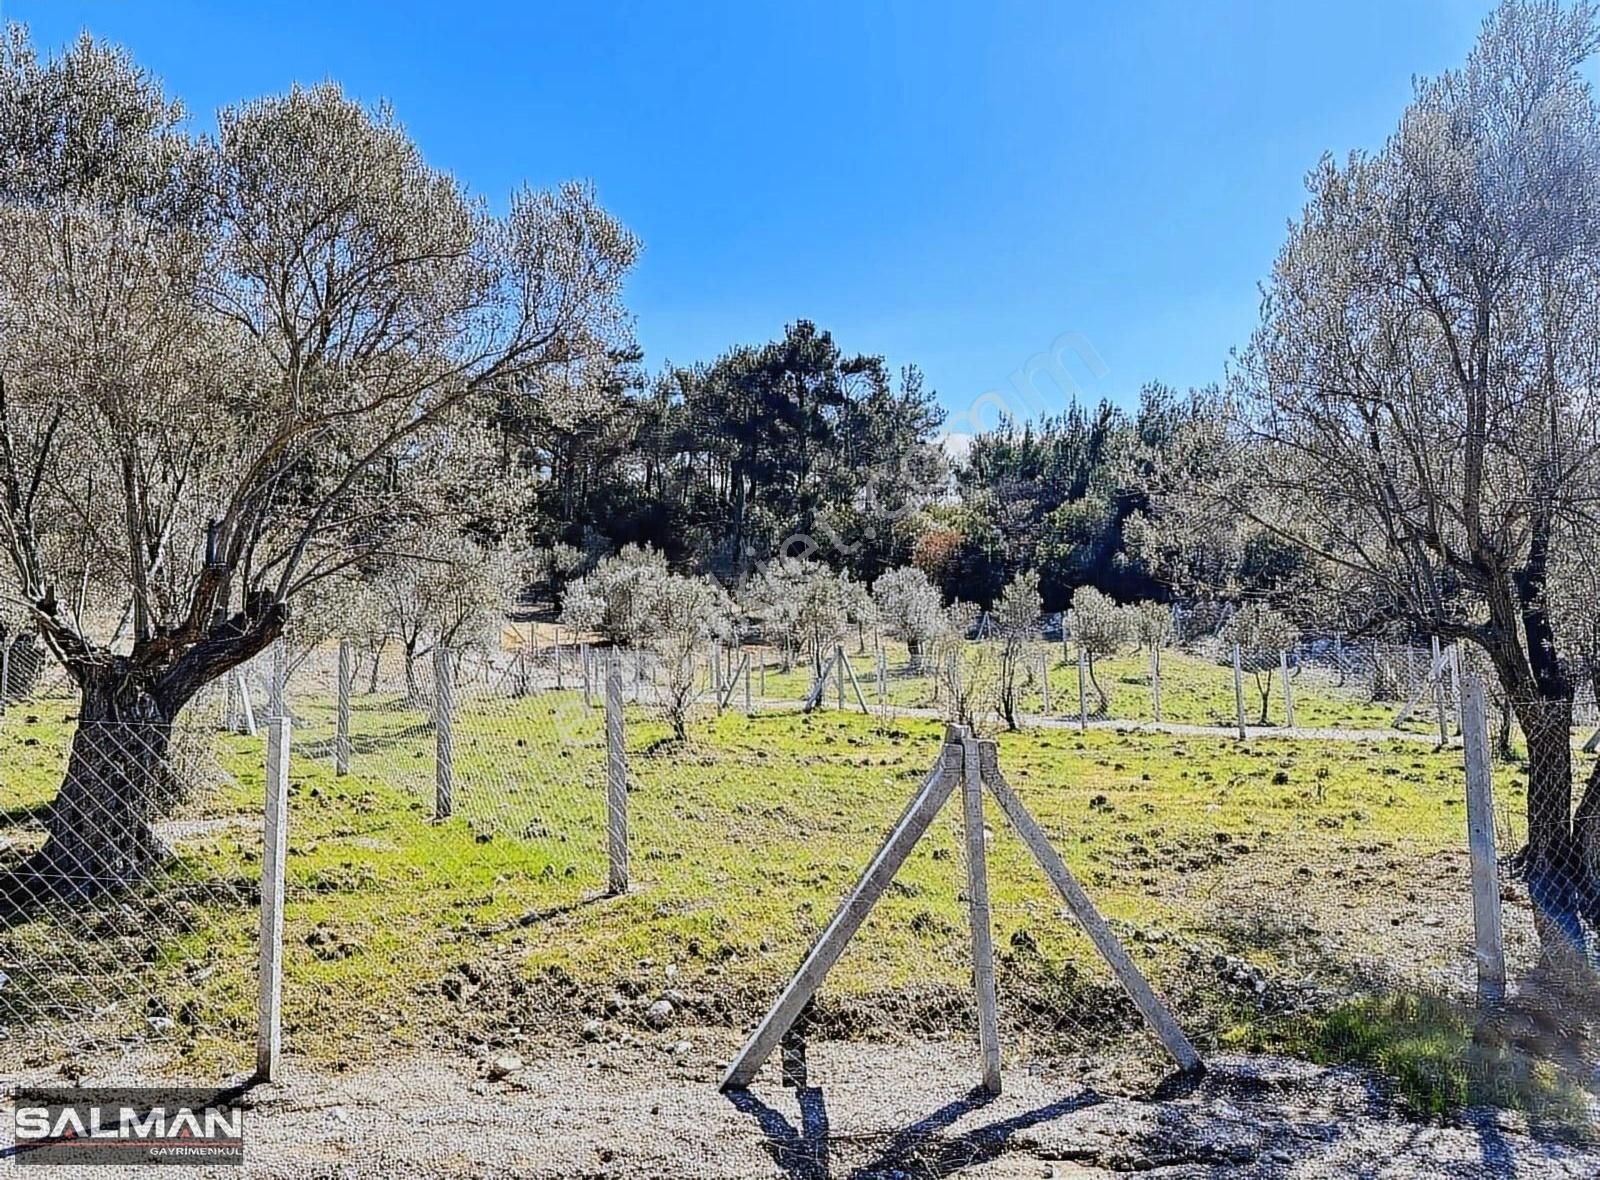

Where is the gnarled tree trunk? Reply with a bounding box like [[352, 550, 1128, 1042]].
[[29, 662, 184, 899]]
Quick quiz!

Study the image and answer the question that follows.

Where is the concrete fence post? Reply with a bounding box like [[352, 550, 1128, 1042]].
[[1461, 675, 1506, 1007], [605, 652, 629, 895], [1077, 647, 1088, 733], [256, 716, 291, 1081], [335, 639, 352, 777], [1280, 650, 1296, 729], [1151, 646, 1163, 723], [269, 637, 288, 721], [433, 645, 454, 820], [1433, 637, 1450, 745], [1232, 642, 1247, 740]]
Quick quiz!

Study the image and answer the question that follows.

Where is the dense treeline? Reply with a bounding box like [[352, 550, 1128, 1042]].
[[510, 348, 1312, 619], [500, 320, 946, 588]]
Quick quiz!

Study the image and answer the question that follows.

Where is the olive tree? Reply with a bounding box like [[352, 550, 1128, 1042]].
[[1069, 586, 1129, 714], [1226, 0, 1600, 950], [739, 557, 816, 670], [994, 568, 1041, 730], [650, 574, 737, 741], [560, 544, 671, 647], [0, 32, 636, 892], [1129, 600, 1174, 652], [376, 534, 520, 705], [1221, 603, 1297, 724], [872, 565, 944, 671]]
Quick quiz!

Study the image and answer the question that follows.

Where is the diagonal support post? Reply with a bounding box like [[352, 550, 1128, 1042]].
[[722, 735, 964, 1089], [722, 729, 1203, 1093], [978, 741, 1202, 1074]]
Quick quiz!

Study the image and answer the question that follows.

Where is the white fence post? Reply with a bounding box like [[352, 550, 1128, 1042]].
[[256, 716, 291, 1080], [1150, 646, 1163, 723], [1232, 642, 1247, 740], [433, 645, 454, 820], [335, 639, 352, 777], [1039, 652, 1052, 714], [1461, 675, 1506, 1007], [961, 736, 1001, 1093], [269, 637, 287, 721], [0, 642, 10, 713], [1280, 650, 1296, 729], [1077, 647, 1088, 733], [1433, 637, 1450, 745], [606, 652, 629, 895]]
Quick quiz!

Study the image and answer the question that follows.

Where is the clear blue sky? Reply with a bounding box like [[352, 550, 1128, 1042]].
[[5, 0, 1505, 439]]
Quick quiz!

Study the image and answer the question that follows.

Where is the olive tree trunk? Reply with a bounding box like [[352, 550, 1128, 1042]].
[[29, 666, 186, 899]]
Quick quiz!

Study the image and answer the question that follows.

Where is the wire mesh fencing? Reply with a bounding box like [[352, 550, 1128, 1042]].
[[3, 632, 1597, 1131], [0, 705, 268, 1079]]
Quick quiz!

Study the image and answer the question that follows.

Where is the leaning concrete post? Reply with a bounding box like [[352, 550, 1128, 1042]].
[[335, 639, 352, 776], [605, 652, 629, 895], [1461, 675, 1506, 1006], [0, 642, 10, 713], [256, 716, 291, 1081], [433, 646, 454, 820], [835, 644, 846, 710], [1280, 650, 1296, 729]]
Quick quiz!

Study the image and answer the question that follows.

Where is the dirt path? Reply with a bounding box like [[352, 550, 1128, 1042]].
[[5, 1042, 1596, 1178]]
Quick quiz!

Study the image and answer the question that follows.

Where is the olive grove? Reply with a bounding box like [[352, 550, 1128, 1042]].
[[0, 31, 636, 892]]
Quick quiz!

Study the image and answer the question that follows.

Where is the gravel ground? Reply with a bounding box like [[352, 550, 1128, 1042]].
[[4, 1039, 1597, 1178]]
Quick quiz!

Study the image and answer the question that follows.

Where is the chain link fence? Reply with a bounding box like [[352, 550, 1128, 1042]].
[[2, 632, 1596, 1130]]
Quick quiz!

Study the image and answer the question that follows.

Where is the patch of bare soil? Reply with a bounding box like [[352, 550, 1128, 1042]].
[[5, 1040, 1599, 1178]]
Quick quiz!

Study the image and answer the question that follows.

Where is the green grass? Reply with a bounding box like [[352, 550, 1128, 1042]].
[[763, 641, 1441, 733], [1237, 992, 1593, 1133], [2, 686, 1586, 1132]]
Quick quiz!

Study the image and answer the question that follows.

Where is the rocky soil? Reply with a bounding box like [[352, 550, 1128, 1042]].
[[5, 1038, 1598, 1178]]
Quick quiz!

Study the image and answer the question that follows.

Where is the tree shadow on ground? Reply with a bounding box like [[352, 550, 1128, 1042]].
[[295, 720, 433, 762]]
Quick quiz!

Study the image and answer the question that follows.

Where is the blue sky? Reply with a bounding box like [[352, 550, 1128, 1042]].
[[5, 0, 1506, 439]]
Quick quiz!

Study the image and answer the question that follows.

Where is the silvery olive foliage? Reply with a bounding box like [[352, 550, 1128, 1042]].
[[994, 568, 1042, 730], [871, 565, 944, 671], [1069, 586, 1129, 714], [649, 574, 737, 742], [740, 558, 855, 669], [1226, 0, 1600, 918], [1220, 602, 1298, 723], [0, 28, 638, 721], [560, 544, 673, 647], [1130, 600, 1175, 652]]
